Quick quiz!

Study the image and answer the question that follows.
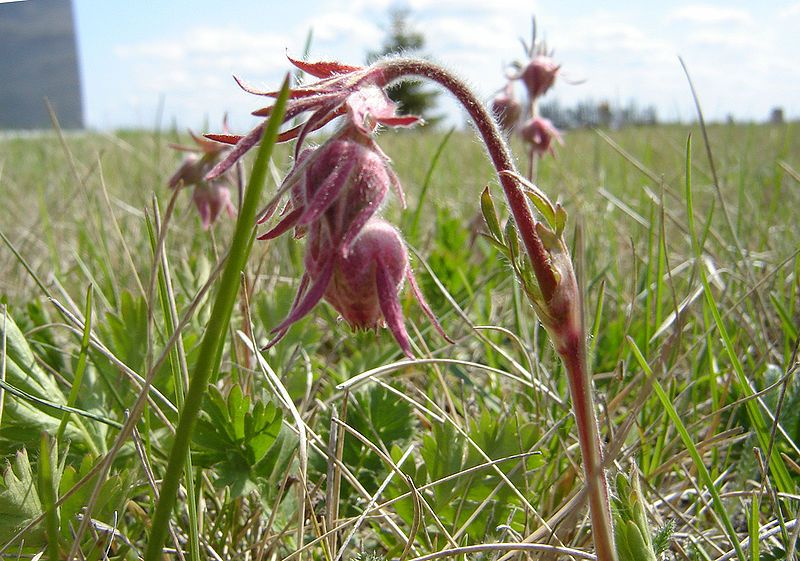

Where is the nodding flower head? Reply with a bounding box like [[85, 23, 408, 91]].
[[257, 124, 404, 255], [520, 116, 563, 156], [491, 81, 522, 133], [204, 56, 421, 181], [266, 217, 450, 358], [517, 55, 560, 100], [191, 183, 236, 230], [168, 125, 237, 229]]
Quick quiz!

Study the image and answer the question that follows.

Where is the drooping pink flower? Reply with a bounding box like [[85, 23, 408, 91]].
[[204, 56, 421, 180], [191, 183, 236, 230], [266, 217, 450, 357], [168, 125, 237, 229], [257, 124, 404, 255], [490, 81, 522, 133], [517, 55, 560, 100], [520, 116, 563, 156]]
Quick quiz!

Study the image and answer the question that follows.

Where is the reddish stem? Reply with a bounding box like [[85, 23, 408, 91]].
[[559, 332, 615, 561], [378, 57, 617, 561], [379, 59, 558, 302]]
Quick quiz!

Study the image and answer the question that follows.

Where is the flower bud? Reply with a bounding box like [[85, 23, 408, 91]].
[[519, 116, 563, 156], [168, 125, 236, 228], [268, 217, 450, 357], [259, 125, 404, 255], [491, 82, 522, 133], [192, 183, 236, 230], [519, 55, 559, 100]]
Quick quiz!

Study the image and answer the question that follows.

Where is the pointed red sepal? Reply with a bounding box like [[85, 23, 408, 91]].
[[377, 115, 423, 128], [288, 55, 363, 78], [376, 261, 414, 358], [204, 133, 243, 146], [257, 207, 304, 240], [233, 75, 275, 96], [406, 268, 454, 344]]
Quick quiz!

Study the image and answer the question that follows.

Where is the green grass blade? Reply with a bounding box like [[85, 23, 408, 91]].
[[683, 135, 794, 495], [143, 76, 290, 561], [55, 284, 93, 443], [39, 433, 60, 561], [408, 126, 455, 241], [626, 335, 746, 561], [145, 206, 201, 561]]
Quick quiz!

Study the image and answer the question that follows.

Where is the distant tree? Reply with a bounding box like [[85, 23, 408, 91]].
[[368, 8, 441, 125], [770, 107, 785, 124]]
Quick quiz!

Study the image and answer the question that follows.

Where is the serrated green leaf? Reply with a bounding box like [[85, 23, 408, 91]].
[[0, 448, 43, 545]]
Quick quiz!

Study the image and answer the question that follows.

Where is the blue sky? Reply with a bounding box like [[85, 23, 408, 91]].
[[71, 0, 800, 130]]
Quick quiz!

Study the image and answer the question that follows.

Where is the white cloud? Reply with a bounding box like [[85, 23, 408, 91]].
[[668, 4, 752, 26], [110, 26, 295, 129], [779, 2, 800, 18], [87, 2, 799, 129]]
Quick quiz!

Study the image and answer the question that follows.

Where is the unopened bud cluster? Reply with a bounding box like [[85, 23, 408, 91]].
[[489, 19, 564, 159]]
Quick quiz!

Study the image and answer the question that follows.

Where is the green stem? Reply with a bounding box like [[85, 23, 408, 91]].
[[143, 77, 290, 561]]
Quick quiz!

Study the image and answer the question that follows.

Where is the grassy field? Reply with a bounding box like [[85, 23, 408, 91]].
[[0, 119, 799, 560]]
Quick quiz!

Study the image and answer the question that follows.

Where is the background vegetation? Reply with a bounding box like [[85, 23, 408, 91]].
[[0, 119, 798, 560]]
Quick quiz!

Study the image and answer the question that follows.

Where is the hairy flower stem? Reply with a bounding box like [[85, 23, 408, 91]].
[[380, 59, 557, 301], [379, 58, 616, 561]]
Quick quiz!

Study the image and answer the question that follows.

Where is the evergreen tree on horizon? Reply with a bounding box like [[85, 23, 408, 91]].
[[368, 8, 442, 127]]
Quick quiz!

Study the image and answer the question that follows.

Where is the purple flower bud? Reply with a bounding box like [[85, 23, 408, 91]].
[[168, 127, 237, 229], [519, 116, 563, 156], [191, 183, 236, 230], [491, 82, 522, 133], [267, 217, 449, 357], [258, 125, 403, 255], [518, 55, 560, 100]]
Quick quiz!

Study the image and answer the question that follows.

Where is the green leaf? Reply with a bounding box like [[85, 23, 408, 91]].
[[192, 385, 283, 495], [554, 203, 567, 237], [58, 454, 129, 543], [480, 186, 503, 243], [0, 311, 95, 451], [0, 448, 43, 545]]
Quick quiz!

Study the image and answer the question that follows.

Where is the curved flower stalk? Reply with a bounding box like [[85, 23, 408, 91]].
[[374, 58, 617, 561], [168, 128, 236, 228], [209, 54, 614, 559]]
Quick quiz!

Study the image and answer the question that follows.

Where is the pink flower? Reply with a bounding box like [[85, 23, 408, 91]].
[[257, 125, 404, 255], [519, 116, 563, 156], [491, 82, 522, 133], [191, 183, 236, 230], [168, 126, 237, 229], [204, 56, 421, 180], [267, 217, 450, 357], [517, 55, 560, 100]]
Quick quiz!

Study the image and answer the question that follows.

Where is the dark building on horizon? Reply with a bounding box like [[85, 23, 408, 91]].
[[0, 0, 84, 129]]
